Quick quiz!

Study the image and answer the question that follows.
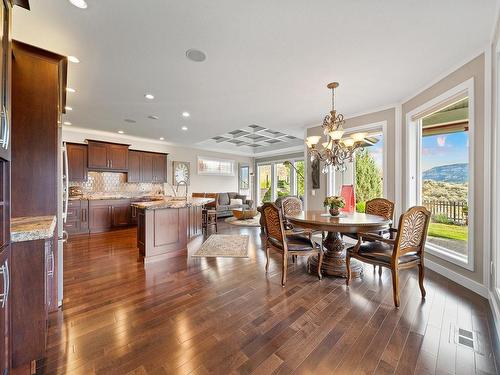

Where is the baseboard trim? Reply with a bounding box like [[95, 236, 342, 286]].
[[425, 259, 489, 298]]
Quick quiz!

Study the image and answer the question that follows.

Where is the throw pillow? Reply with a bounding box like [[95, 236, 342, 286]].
[[230, 198, 243, 206]]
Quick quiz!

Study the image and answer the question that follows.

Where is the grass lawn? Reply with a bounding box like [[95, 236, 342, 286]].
[[428, 222, 467, 242]]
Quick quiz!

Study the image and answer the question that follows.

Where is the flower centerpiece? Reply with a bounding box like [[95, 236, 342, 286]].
[[323, 196, 345, 217]]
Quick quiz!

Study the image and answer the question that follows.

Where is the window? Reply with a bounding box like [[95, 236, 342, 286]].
[[328, 124, 386, 212], [275, 162, 291, 198], [256, 158, 305, 205], [239, 165, 250, 196], [258, 164, 272, 204], [197, 156, 235, 176], [406, 78, 474, 269]]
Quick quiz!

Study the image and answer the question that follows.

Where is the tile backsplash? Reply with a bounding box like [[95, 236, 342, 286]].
[[70, 172, 164, 196]]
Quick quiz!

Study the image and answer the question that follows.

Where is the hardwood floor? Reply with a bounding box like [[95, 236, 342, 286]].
[[41, 222, 498, 374]]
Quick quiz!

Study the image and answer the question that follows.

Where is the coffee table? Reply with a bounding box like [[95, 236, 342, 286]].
[[232, 208, 258, 220]]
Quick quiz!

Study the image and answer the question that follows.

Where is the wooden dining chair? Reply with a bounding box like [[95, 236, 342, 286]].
[[261, 202, 324, 286], [344, 198, 395, 274], [346, 206, 431, 307], [281, 196, 312, 237]]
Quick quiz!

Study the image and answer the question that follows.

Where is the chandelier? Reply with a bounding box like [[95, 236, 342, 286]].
[[306, 82, 367, 173]]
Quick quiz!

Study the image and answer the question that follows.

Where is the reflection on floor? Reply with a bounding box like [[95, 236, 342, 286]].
[[44, 221, 498, 374]]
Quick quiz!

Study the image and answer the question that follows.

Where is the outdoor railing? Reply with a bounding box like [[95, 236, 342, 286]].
[[422, 200, 468, 225]]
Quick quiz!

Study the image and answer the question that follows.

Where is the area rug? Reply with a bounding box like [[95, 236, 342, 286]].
[[225, 214, 261, 227], [192, 234, 249, 258]]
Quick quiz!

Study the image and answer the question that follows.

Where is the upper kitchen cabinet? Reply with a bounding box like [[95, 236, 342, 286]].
[[87, 140, 129, 172], [152, 153, 167, 182], [127, 150, 168, 183], [66, 143, 87, 181]]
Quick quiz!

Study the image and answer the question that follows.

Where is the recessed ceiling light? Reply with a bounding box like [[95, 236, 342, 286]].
[[65, 106, 73, 111], [117, 130, 124, 134], [66, 87, 76, 93], [147, 115, 159, 120], [68, 0, 88, 9], [144, 94, 154, 100], [124, 119, 136, 123], [186, 49, 206, 62], [182, 112, 190, 118], [63, 121, 72, 126], [159, 137, 165, 141], [68, 56, 80, 63], [181, 126, 188, 131]]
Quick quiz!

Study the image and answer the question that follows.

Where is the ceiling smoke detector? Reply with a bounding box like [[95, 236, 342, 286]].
[[148, 115, 159, 120], [186, 49, 206, 62]]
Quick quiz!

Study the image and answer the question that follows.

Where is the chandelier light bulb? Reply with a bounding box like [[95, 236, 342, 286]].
[[329, 130, 345, 140], [352, 132, 368, 142], [306, 136, 321, 145], [342, 138, 355, 147]]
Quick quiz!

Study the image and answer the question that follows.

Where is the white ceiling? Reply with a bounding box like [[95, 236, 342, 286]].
[[12, 0, 496, 155]]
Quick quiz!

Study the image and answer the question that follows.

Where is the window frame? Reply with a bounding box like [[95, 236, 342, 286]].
[[405, 78, 475, 270]]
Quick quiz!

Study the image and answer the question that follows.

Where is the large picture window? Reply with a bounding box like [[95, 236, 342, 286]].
[[406, 78, 474, 269]]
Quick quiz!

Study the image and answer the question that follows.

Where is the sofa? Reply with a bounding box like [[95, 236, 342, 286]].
[[192, 192, 254, 218], [216, 192, 254, 218]]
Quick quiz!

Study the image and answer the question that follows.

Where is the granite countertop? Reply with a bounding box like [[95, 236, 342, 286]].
[[132, 197, 214, 210], [11, 215, 57, 243], [69, 194, 165, 201]]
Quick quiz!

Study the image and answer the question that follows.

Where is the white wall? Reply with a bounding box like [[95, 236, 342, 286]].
[[63, 127, 254, 196]]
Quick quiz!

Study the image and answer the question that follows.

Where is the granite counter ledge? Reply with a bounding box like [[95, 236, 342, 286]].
[[131, 197, 214, 210], [11, 215, 57, 243]]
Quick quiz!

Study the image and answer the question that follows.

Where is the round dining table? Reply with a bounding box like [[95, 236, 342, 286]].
[[286, 210, 391, 278]]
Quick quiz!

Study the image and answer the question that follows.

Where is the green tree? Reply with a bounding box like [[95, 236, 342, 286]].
[[355, 150, 382, 211], [296, 161, 305, 197]]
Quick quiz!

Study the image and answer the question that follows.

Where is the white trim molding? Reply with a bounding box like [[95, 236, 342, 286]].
[[405, 78, 475, 271], [426, 259, 488, 298]]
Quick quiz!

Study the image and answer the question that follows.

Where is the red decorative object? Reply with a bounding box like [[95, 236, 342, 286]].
[[340, 185, 355, 212]]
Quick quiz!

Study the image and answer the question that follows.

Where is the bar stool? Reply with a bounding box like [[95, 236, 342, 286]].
[[202, 208, 217, 234]]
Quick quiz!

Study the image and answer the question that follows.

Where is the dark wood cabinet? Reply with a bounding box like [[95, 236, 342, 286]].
[[141, 153, 154, 182], [87, 141, 107, 169], [87, 140, 129, 172], [152, 153, 167, 182], [11, 238, 53, 369], [127, 150, 141, 182], [0, 1, 11, 162], [89, 199, 132, 233], [0, 245, 10, 375], [112, 203, 131, 227], [66, 143, 87, 182], [89, 201, 112, 233], [64, 199, 88, 235], [127, 150, 168, 183], [187, 205, 202, 239]]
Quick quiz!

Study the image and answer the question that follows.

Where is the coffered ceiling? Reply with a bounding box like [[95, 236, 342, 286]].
[[11, 0, 496, 156]]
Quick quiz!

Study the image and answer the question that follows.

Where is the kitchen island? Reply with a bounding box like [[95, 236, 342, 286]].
[[132, 197, 214, 264]]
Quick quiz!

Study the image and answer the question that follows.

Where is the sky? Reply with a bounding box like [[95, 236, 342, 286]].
[[365, 136, 383, 171], [421, 131, 469, 171]]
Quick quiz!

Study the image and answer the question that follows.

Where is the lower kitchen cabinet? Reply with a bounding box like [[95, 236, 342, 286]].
[[64, 199, 89, 235], [89, 199, 132, 233], [0, 245, 10, 375], [11, 237, 54, 370]]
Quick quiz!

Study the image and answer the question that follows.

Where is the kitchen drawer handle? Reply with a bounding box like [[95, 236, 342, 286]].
[[0, 260, 9, 308]]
